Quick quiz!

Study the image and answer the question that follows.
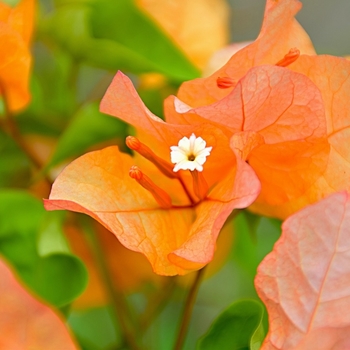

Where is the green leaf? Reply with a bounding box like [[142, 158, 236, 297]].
[[46, 102, 127, 169], [197, 300, 265, 350], [0, 190, 88, 307], [37, 211, 70, 256], [41, 1, 200, 81], [68, 306, 121, 350], [0, 190, 45, 238], [250, 311, 266, 350], [29, 253, 88, 307], [90, 0, 200, 81]]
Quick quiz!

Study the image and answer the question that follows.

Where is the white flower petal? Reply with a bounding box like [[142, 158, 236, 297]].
[[178, 137, 190, 151], [170, 134, 212, 172]]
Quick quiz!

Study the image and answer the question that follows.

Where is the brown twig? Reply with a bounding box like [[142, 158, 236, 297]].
[[173, 267, 206, 350], [79, 216, 143, 350], [0, 90, 52, 186]]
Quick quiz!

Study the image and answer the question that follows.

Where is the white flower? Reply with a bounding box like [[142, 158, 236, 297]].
[[170, 133, 212, 172]]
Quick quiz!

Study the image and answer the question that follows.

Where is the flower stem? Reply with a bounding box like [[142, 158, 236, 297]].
[[173, 267, 206, 350], [1, 107, 38, 168], [139, 277, 176, 333], [0, 91, 52, 186], [80, 216, 142, 350]]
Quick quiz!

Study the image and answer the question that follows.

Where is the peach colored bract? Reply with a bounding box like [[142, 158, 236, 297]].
[[172, 0, 350, 219]]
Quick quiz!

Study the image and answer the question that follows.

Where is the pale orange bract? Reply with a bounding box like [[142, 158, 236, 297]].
[[0, 0, 35, 112], [176, 0, 315, 107], [169, 0, 350, 219], [165, 64, 329, 219], [0, 257, 78, 349], [45, 71, 260, 276], [255, 192, 350, 350]]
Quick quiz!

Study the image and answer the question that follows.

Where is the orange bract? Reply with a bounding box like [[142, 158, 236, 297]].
[[45, 72, 260, 276], [0, 257, 78, 349], [68, 219, 234, 308], [249, 16, 350, 218], [169, 0, 350, 219], [255, 192, 350, 350], [166, 65, 330, 216], [0, 0, 35, 112], [177, 0, 315, 107]]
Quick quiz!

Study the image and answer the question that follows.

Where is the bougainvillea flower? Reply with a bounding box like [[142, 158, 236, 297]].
[[255, 191, 350, 350], [0, 0, 35, 112], [0, 257, 78, 349], [136, 0, 229, 70], [165, 64, 330, 219], [44, 71, 260, 276], [167, 0, 350, 219]]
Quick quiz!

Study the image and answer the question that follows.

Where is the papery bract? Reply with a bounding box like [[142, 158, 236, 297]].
[[0, 0, 35, 111], [255, 192, 350, 350], [44, 71, 260, 276], [68, 219, 234, 308], [165, 65, 329, 218], [169, 0, 350, 219], [264, 55, 350, 218], [0, 257, 78, 349], [176, 0, 315, 107]]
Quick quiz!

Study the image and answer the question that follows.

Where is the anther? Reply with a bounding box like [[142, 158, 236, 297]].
[[126, 136, 176, 179], [129, 165, 172, 209], [217, 76, 236, 89], [275, 48, 300, 67], [191, 170, 209, 201]]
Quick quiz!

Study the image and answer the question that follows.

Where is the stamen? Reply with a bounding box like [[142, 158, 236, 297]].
[[126, 136, 176, 178], [129, 166, 172, 209], [170, 133, 212, 172], [191, 170, 209, 201], [275, 48, 300, 67], [217, 76, 236, 89]]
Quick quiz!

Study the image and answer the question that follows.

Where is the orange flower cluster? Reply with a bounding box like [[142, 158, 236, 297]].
[[45, 0, 350, 274], [44, 70, 259, 276], [0, 0, 35, 112], [176, 0, 350, 219]]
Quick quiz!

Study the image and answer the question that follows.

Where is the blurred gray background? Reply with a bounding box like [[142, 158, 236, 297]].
[[229, 0, 350, 55]]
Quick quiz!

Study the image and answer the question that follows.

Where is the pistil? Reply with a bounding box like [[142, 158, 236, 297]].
[[129, 166, 172, 209]]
